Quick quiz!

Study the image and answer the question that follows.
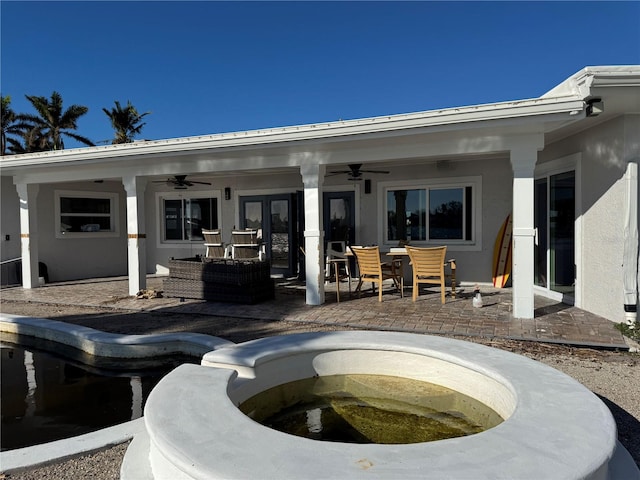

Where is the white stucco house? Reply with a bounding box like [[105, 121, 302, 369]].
[[1, 65, 639, 323]]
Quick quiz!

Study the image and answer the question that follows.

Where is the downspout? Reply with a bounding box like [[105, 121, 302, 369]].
[[623, 161, 638, 327]]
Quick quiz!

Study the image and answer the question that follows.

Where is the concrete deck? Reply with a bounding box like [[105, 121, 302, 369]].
[[0, 275, 629, 350]]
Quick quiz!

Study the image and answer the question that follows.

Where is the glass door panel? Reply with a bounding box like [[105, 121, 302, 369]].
[[242, 201, 263, 231], [550, 171, 575, 296], [270, 199, 290, 270], [323, 191, 356, 275], [534, 179, 548, 287], [323, 192, 355, 246]]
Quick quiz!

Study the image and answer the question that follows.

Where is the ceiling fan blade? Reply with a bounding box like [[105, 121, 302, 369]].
[[152, 175, 212, 188], [360, 169, 390, 174]]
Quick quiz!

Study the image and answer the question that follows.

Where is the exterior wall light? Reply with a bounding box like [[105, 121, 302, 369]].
[[586, 97, 604, 117], [224, 187, 231, 200]]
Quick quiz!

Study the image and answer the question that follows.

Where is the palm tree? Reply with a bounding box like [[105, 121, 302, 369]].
[[1, 95, 35, 155], [103, 100, 150, 144], [6, 125, 52, 154], [19, 91, 94, 150]]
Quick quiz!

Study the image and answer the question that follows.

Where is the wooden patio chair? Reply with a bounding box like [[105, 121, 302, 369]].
[[404, 245, 450, 303], [202, 229, 226, 259], [350, 246, 403, 302], [229, 229, 265, 260]]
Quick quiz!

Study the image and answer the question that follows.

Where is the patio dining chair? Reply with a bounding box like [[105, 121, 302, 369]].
[[404, 245, 448, 303], [202, 229, 226, 259], [325, 240, 351, 281], [350, 246, 403, 302], [229, 229, 266, 261]]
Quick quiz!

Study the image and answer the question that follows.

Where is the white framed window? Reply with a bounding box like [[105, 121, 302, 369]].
[[380, 177, 481, 249], [159, 192, 220, 243], [55, 190, 119, 239]]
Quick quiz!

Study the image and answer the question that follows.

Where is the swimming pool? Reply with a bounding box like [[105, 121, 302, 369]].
[[1, 334, 196, 451]]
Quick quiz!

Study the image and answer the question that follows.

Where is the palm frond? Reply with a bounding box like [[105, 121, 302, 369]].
[[103, 100, 151, 143], [63, 131, 95, 147], [20, 92, 91, 150]]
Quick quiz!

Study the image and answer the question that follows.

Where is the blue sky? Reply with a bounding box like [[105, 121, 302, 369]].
[[2, 1, 639, 148]]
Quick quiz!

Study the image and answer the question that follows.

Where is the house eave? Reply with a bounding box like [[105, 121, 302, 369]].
[[0, 96, 585, 173], [542, 65, 640, 98]]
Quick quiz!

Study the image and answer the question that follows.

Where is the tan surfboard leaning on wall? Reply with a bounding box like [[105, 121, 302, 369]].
[[492, 214, 513, 288]]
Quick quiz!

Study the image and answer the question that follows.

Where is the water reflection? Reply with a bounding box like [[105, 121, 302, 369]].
[[1, 335, 195, 451]]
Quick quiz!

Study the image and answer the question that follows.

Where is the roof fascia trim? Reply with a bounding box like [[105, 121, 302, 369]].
[[0, 97, 584, 169], [542, 65, 640, 98]]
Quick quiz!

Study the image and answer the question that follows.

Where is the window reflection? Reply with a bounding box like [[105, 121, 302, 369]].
[[163, 197, 218, 241], [386, 186, 472, 243], [429, 188, 463, 240]]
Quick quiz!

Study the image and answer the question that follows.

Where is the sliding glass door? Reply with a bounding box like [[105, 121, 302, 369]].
[[535, 170, 576, 299]]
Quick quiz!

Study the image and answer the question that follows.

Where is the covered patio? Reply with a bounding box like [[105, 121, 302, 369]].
[[0, 274, 629, 350], [2, 66, 638, 327]]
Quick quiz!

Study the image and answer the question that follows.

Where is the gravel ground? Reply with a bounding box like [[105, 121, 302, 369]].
[[1, 301, 639, 479]]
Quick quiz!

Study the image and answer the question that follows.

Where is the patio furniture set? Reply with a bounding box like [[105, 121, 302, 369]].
[[326, 242, 457, 304], [163, 229, 274, 304], [165, 229, 455, 305]]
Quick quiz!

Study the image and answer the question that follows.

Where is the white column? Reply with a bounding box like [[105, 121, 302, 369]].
[[509, 140, 540, 319], [16, 183, 40, 289], [301, 164, 326, 305], [122, 176, 147, 296]]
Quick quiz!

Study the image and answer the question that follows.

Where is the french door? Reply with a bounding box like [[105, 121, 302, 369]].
[[239, 194, 298, 277], [295, 191, 357, 279], [535, 170, 576, 300], [323, 191, 356, 246]]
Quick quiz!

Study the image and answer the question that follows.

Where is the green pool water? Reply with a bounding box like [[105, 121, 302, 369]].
[[239, 374, 504, 444]]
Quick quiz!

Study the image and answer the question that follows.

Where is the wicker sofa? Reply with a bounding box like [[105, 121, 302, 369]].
[[164, 257, 274, 304]]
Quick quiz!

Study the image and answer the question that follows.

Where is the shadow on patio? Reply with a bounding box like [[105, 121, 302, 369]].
[[0, 274, 629, 350]]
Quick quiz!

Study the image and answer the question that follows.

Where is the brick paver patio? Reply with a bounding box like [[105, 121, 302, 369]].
[[0, 275, 629, 350]]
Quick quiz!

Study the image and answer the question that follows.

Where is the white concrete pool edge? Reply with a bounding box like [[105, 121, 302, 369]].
[[0, 313, 233, 357], [130, 331, 640, 480], [1, 417, 145, 473], [0, 313, 233, 473]]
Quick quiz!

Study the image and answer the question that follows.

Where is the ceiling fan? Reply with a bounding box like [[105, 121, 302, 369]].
[[327, 164, 390, 181], [153, 175, 212, 189]]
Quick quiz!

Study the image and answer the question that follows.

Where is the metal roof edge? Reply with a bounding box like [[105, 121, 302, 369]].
[[0, 96, 584, 169]]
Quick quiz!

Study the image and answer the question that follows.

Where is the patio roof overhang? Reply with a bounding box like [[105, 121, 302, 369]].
[[2, 65, 638, 185], [0, 95, 585, 184]]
